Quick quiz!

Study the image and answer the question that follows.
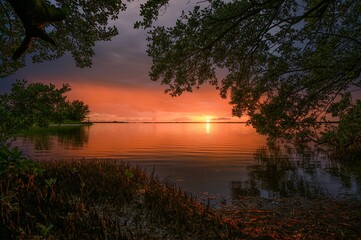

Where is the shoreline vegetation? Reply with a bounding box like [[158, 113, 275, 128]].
[[91, 121, 249, 124], [1, 159, 242, 239], [1, 158, 360, 239], [49, 121, 93, 127]]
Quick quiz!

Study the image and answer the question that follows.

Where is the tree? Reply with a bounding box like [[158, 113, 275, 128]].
[[65, 100, 90, 122], [137, 0, 361, 147], [0, 80, 71, 144], [321, 99, 361, 151], [0, 0, 128, 78], [2, 0, 360, 149]]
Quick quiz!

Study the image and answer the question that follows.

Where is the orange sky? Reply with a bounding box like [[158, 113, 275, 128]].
[[0, 1, 246, 122], [67, 81, 246, 122]]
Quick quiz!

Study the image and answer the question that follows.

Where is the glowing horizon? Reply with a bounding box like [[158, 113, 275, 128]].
[[64, 81, 249, 123], [0, 2, 247, 123]]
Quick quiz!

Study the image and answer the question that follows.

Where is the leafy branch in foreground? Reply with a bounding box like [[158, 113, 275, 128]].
[[0, 0, 129, 78], [6, 0, 66, 60], [321, 99, 361, 151], [143, 0, 361, 149]]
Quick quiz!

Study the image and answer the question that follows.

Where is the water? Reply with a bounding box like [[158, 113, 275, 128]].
[[12, 123, 361, 203]]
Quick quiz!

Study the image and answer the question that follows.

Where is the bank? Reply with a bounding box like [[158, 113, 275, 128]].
[[1, 158, 360, 239]]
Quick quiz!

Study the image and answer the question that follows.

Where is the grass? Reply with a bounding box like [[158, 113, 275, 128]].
[[1, 159, 242, 239], [1, 158, 361, 239]]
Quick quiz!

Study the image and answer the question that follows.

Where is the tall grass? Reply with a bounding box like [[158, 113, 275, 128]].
[[1, 159, 242, 239]]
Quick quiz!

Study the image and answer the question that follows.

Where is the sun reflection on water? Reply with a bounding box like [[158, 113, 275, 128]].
[[205, 122, 211, 134]]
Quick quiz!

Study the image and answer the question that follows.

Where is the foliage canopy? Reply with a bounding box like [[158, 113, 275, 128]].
[[0, 0, 130, 78], [140, 0, 361, 146]]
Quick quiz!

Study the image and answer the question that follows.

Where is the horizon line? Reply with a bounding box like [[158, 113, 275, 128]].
[[90, 121, 249, 124]]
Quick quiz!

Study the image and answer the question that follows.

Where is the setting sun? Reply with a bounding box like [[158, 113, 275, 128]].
[[205, 116, 211, 123]]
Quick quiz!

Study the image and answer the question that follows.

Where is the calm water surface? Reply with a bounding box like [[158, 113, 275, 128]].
[[13, 123, 361, 203]]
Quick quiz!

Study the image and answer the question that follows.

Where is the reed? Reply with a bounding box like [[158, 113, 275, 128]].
[[1, 158, 242, 239]]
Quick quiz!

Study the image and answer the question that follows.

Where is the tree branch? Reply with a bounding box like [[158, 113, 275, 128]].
[[317, 32, 361, 48], [0, 0, 12, 32], [288, 0, 334, 25]]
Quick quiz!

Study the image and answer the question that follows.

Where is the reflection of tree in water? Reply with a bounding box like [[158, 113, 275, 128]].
[[21, 126, 90, 150], [327, 157, 361, 191], [231, 144, 361, 200]]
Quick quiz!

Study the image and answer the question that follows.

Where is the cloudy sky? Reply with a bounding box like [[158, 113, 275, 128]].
[[1, 1, 244, 122]]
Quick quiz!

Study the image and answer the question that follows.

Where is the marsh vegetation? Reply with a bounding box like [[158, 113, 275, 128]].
[[1, 158, 242, 239], [1, 157, 360, 239]]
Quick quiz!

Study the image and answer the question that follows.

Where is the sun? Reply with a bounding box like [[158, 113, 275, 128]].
[[205, 116, 211, 123]]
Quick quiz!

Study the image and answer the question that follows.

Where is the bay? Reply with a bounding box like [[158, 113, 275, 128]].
[[12, 123, 361, 203]]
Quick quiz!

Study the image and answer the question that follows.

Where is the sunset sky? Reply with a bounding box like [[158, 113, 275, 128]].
[[0, 1, 245, 122]]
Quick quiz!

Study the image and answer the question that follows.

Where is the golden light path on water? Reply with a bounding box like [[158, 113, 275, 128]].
[[13, 123, 361, 203]]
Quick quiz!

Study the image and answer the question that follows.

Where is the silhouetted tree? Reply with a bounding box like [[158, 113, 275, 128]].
[[0, 0, 127, 77], [65, 100, 90, 122], [0, 80, 88, 144], [137, 0, 361, 149]]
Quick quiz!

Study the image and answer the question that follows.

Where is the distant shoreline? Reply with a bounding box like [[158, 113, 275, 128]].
[[49, 122, 93, 126], [89, 121, 339, 124], [90, 121, 248, 124], [47, 121, 340, 125]]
